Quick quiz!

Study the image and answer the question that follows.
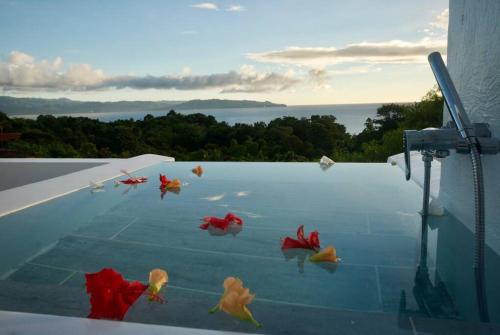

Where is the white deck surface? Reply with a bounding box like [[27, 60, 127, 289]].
[[0, 311, 250, 335], [0, 154, 174, 218]]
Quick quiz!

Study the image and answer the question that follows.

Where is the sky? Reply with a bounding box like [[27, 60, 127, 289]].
[[0, 0, 449, 105]]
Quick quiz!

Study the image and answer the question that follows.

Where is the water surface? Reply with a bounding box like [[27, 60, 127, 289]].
[[0, 162, 498, 334]]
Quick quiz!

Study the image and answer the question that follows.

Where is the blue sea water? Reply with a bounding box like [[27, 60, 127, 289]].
[[13, 103, 380, 134]]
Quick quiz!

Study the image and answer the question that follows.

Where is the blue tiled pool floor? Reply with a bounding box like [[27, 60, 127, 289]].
[[0, 162, 499, 334]]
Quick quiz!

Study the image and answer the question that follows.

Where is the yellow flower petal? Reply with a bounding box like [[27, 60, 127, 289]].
[[309, 246, 339, 263], [210, 277, 261, 327], [192, 165, 204, 177], [149, 268, 168, 294], [166, 179, 181, 189]]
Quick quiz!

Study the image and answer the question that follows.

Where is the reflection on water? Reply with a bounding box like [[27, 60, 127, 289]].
[[281, 249, 339, 274], [229, 209, 264, 219], [313, 261, 339, 274], [201, 194, 225, 201], [398, 215, 459, 322], [160, 187, 181, 200], [205, 224, 242, 237], [398, 211, 500, 324], [281, 249, 314, 274]]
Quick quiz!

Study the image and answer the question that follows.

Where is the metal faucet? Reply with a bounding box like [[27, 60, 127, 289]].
[[403, 52, 498, 322], [403, 53, 499, 217]]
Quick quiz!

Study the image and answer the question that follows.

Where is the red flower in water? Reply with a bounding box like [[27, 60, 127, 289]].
[[159, 174, 181, 199], [159, 174, 170, 187], [85, 268, 148, 320], [281, 225, 320, 251], [120, 177, 147, 184], [200, 213, 243, 231]]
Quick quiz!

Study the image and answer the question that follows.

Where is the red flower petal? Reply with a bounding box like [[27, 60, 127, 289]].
[[200, 213, 243, 231], [85, 268, 148, 320], [281, 225, 320, 251], [308, 231, 320, 250], [159, 174, 170, 187], [120, 177, 147, 184], [296, 225, 305, 241]]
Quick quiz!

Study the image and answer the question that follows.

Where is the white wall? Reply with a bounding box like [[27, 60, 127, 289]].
[[439, 0, 500, 251]]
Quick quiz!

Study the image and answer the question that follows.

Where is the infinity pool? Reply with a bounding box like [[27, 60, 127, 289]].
[[0, 162, 498, 334]]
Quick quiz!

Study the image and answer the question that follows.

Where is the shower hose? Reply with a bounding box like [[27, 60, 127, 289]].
[[468, 140, 489, 322]]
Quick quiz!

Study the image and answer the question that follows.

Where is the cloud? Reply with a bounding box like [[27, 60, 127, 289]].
[[329, 65, 383, 75], [99, 69, 297, 93], [248, 38, 447, 66], [308, 68, 331, 88], [190, 2, 218, 10], [0, 51, 299, 93], [219, 65, 299, 93], [423, 8, 449, 37], [430, 8, 449, 31], [0, 51, 105, 90], [226, 5, 245, 12]]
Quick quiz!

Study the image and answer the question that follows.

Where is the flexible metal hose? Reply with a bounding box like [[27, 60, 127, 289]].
[[469, 142, 489, 322]]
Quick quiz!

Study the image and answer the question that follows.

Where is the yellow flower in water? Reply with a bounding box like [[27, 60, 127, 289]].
[[192, 165, 204, 177], [166, 179, 181, 189], [148, 269, 168, 301], [309, 246, 340, 263], [209, 277, 261, 327]]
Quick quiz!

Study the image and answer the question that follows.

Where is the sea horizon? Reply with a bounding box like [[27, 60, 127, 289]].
[[8, 102, 385, 135]]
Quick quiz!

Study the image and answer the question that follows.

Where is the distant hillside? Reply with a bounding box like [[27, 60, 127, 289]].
[[174, 99, 285, 110], [0, 96, 286, 115]]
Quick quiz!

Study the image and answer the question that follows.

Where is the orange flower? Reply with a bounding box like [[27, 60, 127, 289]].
[[148, 269, 168, 302], [192, 165, 203, 177], [166, 179, 181, 189], [209, 277, 261, 327], [309, 246, 340, 263]]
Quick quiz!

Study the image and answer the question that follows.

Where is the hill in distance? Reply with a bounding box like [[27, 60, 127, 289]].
[[0, 96, 286, 115]]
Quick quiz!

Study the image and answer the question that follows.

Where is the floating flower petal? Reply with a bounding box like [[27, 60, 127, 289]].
[[90, 180, 105, 193], [319, 155, 335, 171], [159, 174, 170, 187], [309, 246, 340, 263], [200, 213, 243, 231], [85, 268, 147, 320], [160, 174, 181, 189], [281, 225, 320, 251], [119, 169, 147, 184], [166, 179, 181, 189], [209, 277, 261, 327], [192, 165, 204, 177], [89, 181, 104, 189], [148, 268, 168, 302], [120, 177, 147, 184]]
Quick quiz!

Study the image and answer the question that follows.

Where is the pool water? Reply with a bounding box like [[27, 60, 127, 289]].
[[0, 162, 499, 334]]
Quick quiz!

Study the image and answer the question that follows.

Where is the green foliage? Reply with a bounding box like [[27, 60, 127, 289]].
[[0, 88, 443, 162], [341, 87, 443, 161]]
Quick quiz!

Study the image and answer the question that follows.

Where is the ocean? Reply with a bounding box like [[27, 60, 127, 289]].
[[12, 103, 381, 134]]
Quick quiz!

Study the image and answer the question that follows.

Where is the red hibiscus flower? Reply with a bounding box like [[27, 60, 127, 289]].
[[85, 268, 148, 320], [281, 225, 320, 251], [159, 174, 170, 188], [120, 177, 147, 184], [200, 213, 243, 230]]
